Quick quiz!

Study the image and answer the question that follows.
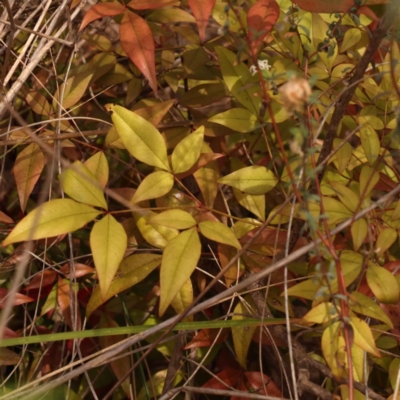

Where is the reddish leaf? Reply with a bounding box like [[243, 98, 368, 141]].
[[3, 327, 20, 339], [59, 263, 95, 279], [188, 0, 216, 43], [203, 368, 242, 390], [0, 288, 34, 308], [0, 211, 13, 224], [57, 277, 82, 331], [2, 243, 35, 269], [247, 0, 280, 56], [184, 328, 229, 349], [244, 371, 282, 396], [120, 11, 157, 93], [25, 270, 57, 290], [251, 327, 287, 347], [79, 3, 125, 32], [295, 0, 388, 13], [127, 0, 179, 9]]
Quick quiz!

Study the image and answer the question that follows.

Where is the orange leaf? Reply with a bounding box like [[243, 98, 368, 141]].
[[203, 368, 242, 390], [127, 0, 179, 9], [57, 277, 82, 331], [79, 3, 125, 31], [0, 211, 13, 224], [184, 328, 229, 349], [13, 143, 45, 212], [0, 288, 34, 309], [188, 0, 216, 43], [120, 11, 157, 93], [247, 0, 279, 56], [244, 371, 282, 396]]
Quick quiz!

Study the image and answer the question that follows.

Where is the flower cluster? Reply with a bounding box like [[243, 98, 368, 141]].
[[249, 59, 271, 76]]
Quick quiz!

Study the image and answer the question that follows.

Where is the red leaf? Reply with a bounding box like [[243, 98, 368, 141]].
[[184, 328, 229, 349], [203, 368, 242, 390], [0, 288, 34, 308], [79, 3, 125, 32], [127, 0, 178, 9], [244, 371, 282, 396], [25, 270, 57, 290], [247, 0, 279, 56], [120, 11, 157, 93], [188, 0, 216, 43]]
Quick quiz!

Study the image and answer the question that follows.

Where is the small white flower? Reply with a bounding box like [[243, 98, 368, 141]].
[[249, 59, 271, 76]]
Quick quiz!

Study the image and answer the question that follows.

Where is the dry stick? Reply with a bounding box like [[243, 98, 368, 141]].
[[244, 4, 399, 399], [11, 180, 400, 400], [0, 18, 74, 46]]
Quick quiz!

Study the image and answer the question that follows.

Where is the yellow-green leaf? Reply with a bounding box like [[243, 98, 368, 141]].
[[218, 166, 277, 195], [366, 262, 399, 304], [330, 181, 359, 213], [90, 215, 127, 298], [59, 161, 107, 209], [233, 188, 265, 221], [171, 126, 204, 174], [198, 221, 242, 250], [350, 317, 381, 357], [332, 139, 352, 174], [107, 104, 170, 171], [13, 143, 45, 212], [286, 278, 322, 300], [148, 209, 196, 230], [351, 218, 368, 251], [340, 28, 361, 52], [322, 197, 353, 225], [84, 152, 109, 189], [193, 142, 219, 208], [321, 321, 343, 379], [389, 359, 400, 390], [302, 302, 338, 324], [208, 108, 258, 133], [170, 278, 193, 322], [351, 291, 393, 328], [137, 370, 183, 400], [3, 199, 102, 246], [131, 171, 174, 203], [159, 228, 201, 316], [376, 228, 397, 257], [86, 253, 162, 317], [359, 165, 379, 198], [215, 46, 261, 115], [134, 211, 179, 248], [232, 299, 257, 368], [360, 125, 380, 165], [392, 199, 400, 220]]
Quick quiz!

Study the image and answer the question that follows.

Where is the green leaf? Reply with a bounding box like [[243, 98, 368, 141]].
[[350, 317, 381, 357], [171, 126, 204, 174], [218, 166, 277, 195], [376, 228, 397, 257], [366, 262, 399, 304], [389, 359, 400, 390], [59, 161, 107, 209], [232, 299, 257, 368], [359, 165, 379, 198], [134, 211, 179, 248], [107, 104, 170, 170], [340, 28, 362, 52], [302, 302, 338, 324], [351, 218, 368, 251], [3, 199, 102, 246], [322, 197, 353, 225], [148, 209, 196, 230], [215, 46, 261, 115], [199, 221, 242, 250], [84, 152, 109, 189], [90, 215, 127, 298], [159, 228, 201, 316], [86, 253, 162, 317], [332, 139, 352, 174], [351, 291, 393, 328], [360, 125, 380, 165], [208, 108, 258, 133], [131, 171, 174, 203]]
